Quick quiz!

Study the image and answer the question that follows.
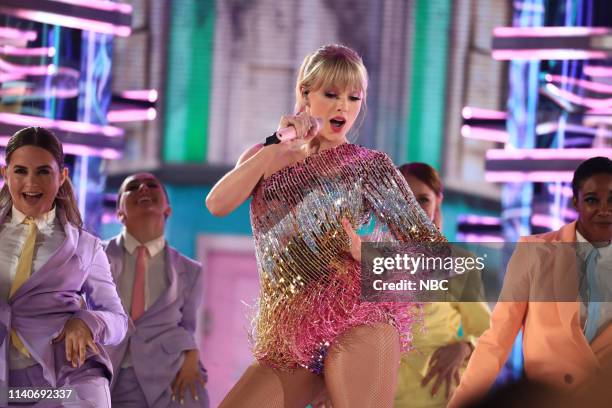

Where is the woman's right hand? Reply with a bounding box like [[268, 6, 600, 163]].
[[206, 110, 321, 217], [277, 111, 321, 149]]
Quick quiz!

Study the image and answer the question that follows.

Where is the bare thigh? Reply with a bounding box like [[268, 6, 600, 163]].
[[219, 361, 325, 408], [324, 322, 401, 408]]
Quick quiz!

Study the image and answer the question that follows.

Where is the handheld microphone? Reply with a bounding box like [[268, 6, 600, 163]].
[[276, 118, 323, 142]]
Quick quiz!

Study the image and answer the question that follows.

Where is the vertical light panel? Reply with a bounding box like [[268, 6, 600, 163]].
[[45, 25, 61, 118], [164, 0, 215, 162], [502, 0, 544, 243], [406, 0, 451, 168], [75, 30, 113, 234]]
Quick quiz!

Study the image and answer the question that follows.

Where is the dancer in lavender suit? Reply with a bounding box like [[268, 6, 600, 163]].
[[0, 126, 128, 407], [104, 172, 208, 408]]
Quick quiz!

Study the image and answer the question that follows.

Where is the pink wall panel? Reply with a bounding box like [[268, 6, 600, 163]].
[[197, 239, 259, 407]]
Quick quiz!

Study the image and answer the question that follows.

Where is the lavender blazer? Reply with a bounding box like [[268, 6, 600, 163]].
[[0, 207, 128, 403], [103, 235, 205, 407]]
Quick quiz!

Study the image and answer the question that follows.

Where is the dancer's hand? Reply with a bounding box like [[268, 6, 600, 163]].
[[421, 342, 472, 400], [52, 318, 99, 368], [172, 350, 206, 404], [342, 218, 361, 262]]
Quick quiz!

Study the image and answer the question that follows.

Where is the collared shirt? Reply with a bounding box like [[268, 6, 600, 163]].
[[0, 206, 65, 369], [118, 230, 168, 367], [576, 231, 612, 341]]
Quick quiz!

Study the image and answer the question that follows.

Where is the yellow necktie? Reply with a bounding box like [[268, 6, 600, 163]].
[[9, 217, 38, 357]]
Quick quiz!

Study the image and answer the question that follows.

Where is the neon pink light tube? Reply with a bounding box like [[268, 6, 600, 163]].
[[545, 83, 612, 109], [0, 58, 51, 75], [531, 208, 577, 228], [0, 73, 25, 82], [0, 136, 121, 159], [584, 115, 612, 127], [1, 9, 131, 37], [531, 214, 565, 230], [455, 233, 505, 243], [0, 58, 79, 79], [118, 89, 158, 102], [457, 215, 501, 225], [582, 115, 612, 128], [0, 45, 55, 57], [60, 144, 121, 159], [0, 27, 37, 41], [546, 74, 612, 94], [462, 106, 507, 120], [584, 65, 612, 77], [486, 148, 612, 160], [51, 0, 132, 14], [492, 49, 609, 61], [461, 125, 509, 143], [485, 171, 575, 182], [0, 86, 79, 99], [493, 26, 611, 37], [0, 113, 123, 138], [107, 108, 157, 123], [585, 107, 612, 115]]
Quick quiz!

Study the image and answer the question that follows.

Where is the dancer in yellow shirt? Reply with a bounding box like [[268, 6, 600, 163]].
[[394, 163, 491, 408]]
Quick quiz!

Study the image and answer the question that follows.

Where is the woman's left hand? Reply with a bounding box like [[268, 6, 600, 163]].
[[172, 350, 206, 404], [421, 342, 472, 400], [52, 318, 99, 368], [341, 218, 361, 262]]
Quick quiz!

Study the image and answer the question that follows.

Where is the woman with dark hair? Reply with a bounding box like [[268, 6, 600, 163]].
[[395, 162, 491, 408], [0, 127, 127, 406], [398, 163, 445, 230], [449, 156, 612, 408]]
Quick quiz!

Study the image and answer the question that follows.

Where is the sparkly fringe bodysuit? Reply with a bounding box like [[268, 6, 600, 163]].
[[250, 143, 445, 374]]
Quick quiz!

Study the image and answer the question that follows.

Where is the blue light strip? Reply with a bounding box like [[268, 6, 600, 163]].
[[502, 0, 545, 379]]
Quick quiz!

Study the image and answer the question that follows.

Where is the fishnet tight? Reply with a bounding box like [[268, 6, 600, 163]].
[[219, 322, 400, 408]]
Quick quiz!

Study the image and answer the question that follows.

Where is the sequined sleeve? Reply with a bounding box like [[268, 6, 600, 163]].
[[361, 152, 446, 243]]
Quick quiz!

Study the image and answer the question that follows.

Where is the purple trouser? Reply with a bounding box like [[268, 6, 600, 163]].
[[112, 367, 209, 408], [8, 362, 110, 407]]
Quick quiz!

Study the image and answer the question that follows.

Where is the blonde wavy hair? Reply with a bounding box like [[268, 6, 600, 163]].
[[294, 44, 368, 138]]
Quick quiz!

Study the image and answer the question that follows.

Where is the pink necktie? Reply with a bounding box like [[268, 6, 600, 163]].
[[130, 245, 148, 321]]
